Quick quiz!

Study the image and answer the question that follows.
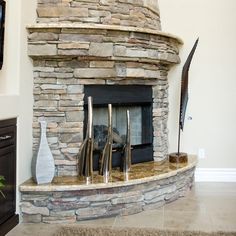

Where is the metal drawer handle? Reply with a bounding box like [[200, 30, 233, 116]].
[[0, 135, 12, 140]]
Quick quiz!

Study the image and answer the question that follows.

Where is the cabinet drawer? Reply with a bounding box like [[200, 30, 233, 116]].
[[0, 126, 16, 148]]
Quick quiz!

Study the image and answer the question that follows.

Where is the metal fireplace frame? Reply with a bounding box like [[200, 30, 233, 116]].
[[84, 85, 153, 170]]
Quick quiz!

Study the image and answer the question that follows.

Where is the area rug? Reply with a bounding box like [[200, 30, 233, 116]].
[[54, 226, 236, 236]]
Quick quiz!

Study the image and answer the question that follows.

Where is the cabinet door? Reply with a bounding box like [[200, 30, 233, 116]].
[[0, 146, 16, 225]]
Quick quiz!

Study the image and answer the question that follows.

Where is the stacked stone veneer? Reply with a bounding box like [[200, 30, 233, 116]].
[[20, 167, 195, 223], [30, 0, 182, 177], [37, 0, 161, 30]]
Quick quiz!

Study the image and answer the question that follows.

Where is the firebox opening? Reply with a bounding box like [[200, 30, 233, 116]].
[[84, 85, 153, 171]]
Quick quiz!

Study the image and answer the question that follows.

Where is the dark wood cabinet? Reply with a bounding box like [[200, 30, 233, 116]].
[[0, 118, 18, 236]]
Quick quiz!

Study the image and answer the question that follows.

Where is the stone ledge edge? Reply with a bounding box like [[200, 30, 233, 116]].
[[20, 156, 197, 192], [26, 23, 183, 44]]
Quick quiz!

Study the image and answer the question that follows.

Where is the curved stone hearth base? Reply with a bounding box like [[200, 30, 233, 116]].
[[20, 156, 197, 223]]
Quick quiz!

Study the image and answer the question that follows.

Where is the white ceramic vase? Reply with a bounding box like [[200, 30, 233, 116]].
[[32, 120, 55, 184]]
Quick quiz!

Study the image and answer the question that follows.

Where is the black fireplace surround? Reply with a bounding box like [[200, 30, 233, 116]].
[[84, 85, 153, 170]]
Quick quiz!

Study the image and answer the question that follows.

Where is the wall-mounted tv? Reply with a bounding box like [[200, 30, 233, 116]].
[[0, 0, 5, 70]]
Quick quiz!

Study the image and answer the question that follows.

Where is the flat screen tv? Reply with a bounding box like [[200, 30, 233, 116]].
[[0, 0, 5, 70]]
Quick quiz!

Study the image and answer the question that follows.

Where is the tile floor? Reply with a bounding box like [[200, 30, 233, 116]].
[[6, 183, 236, 235]]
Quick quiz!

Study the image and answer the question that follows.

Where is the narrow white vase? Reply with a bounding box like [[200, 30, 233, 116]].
[[32, 120, 55, 184]]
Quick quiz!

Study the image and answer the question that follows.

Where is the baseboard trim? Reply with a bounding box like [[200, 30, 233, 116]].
[[195, 168, 236, 182]]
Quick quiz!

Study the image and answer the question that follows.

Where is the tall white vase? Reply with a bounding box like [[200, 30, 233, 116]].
[[32, 120, 55, 184]]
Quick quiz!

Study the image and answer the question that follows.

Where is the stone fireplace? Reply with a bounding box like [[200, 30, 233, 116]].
[[30, 0, 182, 178], [18, 1, 199, 224]]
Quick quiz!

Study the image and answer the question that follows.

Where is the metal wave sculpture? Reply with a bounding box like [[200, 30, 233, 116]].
[[122, 110, 131, 174], [78, 96, 94, 181], [99, 104, 113, 179]]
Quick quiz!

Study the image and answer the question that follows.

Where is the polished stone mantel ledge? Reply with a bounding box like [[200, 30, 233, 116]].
[[20, 155, 197, 192], [26, 23, 183, 44]]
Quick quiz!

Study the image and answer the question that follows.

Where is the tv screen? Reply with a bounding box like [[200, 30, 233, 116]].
[[0, 0, 5, 70]]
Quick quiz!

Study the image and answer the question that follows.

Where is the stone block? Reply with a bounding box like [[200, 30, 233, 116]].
[[21, 202, 49, 216], [28, 44, 57, 56], [34, 100, 58, 108], [80, 194, 114, 202], [111, 194, 144, 205], [37, 7, 88, 18], [79, 17, 101, 23], [50, 210, 76, 217], [113, 45, 126, 57], [60, 133, 83, 143], [67, 85, 83, 93], [164, 191, 180, 203], [66, 111, 84, 122], [74, 68, 116, 78], [48, 200, 89, 211], [45, 60, 57, 67], [115, 63, 126, 77], [57, 79, 81, 85], [126, 48, 148, 58], [60, 100, 83, 107], [42, 216, 76, 224], [58, 60, 89, 68], [34, 67, 54, 72], [58, 49, 89, 56], [130, 31, 150, 40], [58, 42, 90, 49], [145, 194, 165, 204], [55, 160, 77, 166], [57, 166, 78, 176], [90, 201, 112, 207], [44, 117, 66, 123], [60, 94, 84, 100], [90, 61, 114, 68], [89, 43, 113, 57], [89, 10, 110, 17], [144, 189, 160, 201], [130, 10, 146, 21], [144, 70, 160, 79], [126, 68, 145, 77], [159, 53, 180, 64], [61, 147, 79, 154], [59, 34, 103, 43], [55, 68, 73, 73], [78, 79, 106, 84], [40, 84, 67, 90], [28, 32, 59, 41], [76, 207, 107, 220], [60, 122, 83, 129], [21, 194, 50, 201], [148, 49, 159, 59], [40, 72, 73, 78]]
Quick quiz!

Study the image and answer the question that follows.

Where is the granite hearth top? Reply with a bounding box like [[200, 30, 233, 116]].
[[20, 155, 197, 192]]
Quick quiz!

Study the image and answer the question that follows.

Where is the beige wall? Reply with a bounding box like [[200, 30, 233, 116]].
[[0, 0, 37, 212], [159, 0, 236, 168]]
